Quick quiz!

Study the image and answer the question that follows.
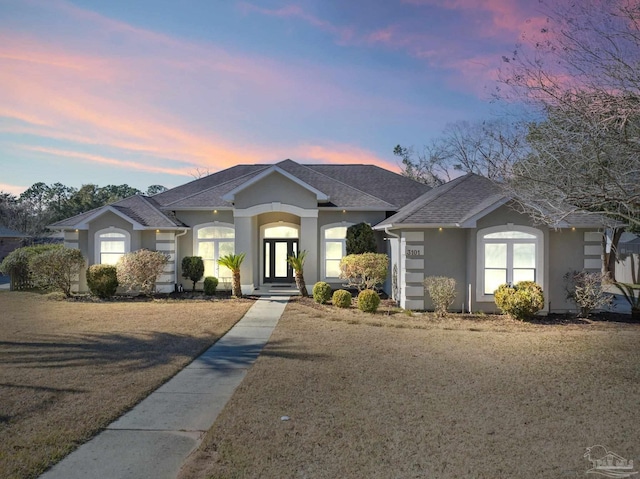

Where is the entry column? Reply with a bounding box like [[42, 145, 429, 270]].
[[300, 216, 318, 285], [234, 216, 257, 295]]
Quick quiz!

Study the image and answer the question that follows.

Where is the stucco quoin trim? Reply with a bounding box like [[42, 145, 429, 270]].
[[233, 203, 319, 218]]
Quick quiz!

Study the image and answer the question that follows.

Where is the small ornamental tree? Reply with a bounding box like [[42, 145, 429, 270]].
[[339, 253, 388, 291], [181, 256, 205, 292], [217, 253, 245, 298], [29, 247, 85, 297], [564, 270, 612, 317], [424, 276, 457, 316], [346, 223, 377, 255], [116, 249, 169, 296]]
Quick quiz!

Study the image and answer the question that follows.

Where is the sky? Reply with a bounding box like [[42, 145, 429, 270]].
[[0, 0, 550, 195]]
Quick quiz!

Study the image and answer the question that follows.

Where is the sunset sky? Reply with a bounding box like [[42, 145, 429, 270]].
[[0, 0, 549, 195]]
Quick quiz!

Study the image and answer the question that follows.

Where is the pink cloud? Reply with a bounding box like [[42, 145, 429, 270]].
[[0, 183, 28, 196], [293, 143, 396, 171]]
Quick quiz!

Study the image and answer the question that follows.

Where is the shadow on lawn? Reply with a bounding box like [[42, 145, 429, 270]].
[[0, 331, 215, 371]]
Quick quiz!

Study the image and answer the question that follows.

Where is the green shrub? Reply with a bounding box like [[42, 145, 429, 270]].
[[346, 223, 377, 255], [30, 247, 85, 297], [0, 244, 61, 290], [357, 289, 381, 313], [339, 253, 388, 291], [313, 281, 332, 304], [424, 276, 456, 316], [117, 249, 169, 295], [204, 276, 219, 295], [332, 289, 352, 308], [182, 256, 205, 292], [86, 264, 118, 299], [494, 281, 544, 320]]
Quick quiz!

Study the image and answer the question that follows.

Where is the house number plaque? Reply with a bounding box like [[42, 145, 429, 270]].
[[404, 245, 424, 257]]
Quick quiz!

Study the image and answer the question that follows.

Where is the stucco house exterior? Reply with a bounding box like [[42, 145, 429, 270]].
[[50, 160, 608, 313]]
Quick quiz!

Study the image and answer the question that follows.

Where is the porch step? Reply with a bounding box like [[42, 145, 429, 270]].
[[253, 284, 300, 296]]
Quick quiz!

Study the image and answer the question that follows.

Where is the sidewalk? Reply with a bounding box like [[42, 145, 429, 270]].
[[40, 296, 289, 479]]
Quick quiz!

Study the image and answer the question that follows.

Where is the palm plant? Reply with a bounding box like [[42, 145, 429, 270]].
[[287, 250, 308, 297], [217, 252, 246, 298], [613, 282, 640, 320]]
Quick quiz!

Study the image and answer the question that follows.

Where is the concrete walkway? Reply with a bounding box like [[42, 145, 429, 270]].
[[40, 296, 289, 479]]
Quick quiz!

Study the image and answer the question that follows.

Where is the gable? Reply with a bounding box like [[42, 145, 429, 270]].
[[231, 170, 320, 209]]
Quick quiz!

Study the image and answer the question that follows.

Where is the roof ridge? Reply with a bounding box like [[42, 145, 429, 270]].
[[137, 195, 181, 226], [160, 167, 269, 207], [391, 173, 474, 223], [282, 160, 396, 208]]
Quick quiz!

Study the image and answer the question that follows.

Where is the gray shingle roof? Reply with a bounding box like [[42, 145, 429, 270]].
[[378, 173, 612, 228], [49, 195, 186, 229]]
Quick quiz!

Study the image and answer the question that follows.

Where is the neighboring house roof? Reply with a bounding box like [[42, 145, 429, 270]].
[[376, 173, 610, 229], [49, 195, 186, 230], [0, 226, 27, 237]]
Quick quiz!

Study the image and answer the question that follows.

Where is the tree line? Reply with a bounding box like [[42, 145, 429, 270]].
[[396, 0, 639, 233], [0, 182, 167, 237]]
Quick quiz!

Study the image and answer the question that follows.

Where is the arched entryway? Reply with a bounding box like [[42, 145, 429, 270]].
[[262, 223, 299, 283]]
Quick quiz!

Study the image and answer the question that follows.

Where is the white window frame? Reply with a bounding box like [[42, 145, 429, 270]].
[[193, 222, 235, 281], [476, 225, 544, 302], [95, 227, 130, 265], [321, 222, 354, 281]]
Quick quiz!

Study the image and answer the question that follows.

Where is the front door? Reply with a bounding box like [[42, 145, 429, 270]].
[[264, 239, 297, 283]]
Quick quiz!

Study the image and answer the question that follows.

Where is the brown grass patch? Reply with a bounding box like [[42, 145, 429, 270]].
[[179, 299, 640, 479], [0, 291, 253, 479]]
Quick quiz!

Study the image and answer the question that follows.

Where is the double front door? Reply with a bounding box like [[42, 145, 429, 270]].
[[263, 239, 297, 283]]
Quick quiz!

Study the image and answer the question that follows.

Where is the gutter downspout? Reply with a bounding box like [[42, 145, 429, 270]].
[[385, 226, 400, 304], [174, 229, 188, 288]]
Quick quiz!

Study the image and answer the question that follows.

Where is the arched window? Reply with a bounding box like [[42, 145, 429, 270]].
[[95, 228, 130, 265], [194, 224, 235, 279], [321, 223, 353, 280], [477, 225, 543, 299]]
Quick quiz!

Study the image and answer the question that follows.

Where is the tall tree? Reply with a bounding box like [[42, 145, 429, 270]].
[[498, 0, 640, 229]]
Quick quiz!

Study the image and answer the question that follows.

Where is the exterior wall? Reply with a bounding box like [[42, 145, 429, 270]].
[[87, 212, 141, 265], [548, 229, 603, 312], [155, 231, 176, 293], [234, 173, 317, 209], [63, 230, 82, 292]]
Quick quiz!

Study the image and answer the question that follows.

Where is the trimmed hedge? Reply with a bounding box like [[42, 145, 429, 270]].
[[313, 281, 332, 304], [204, 276, 219, 296], [357, 289, 380, 313], [87, 264, 118, 299], [332, 289, 352, 308], [494, 281, 544, 320]]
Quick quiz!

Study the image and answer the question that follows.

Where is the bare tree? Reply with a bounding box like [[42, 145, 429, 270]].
[[395, 119, 526, 185], [498, 0, 640, 230]]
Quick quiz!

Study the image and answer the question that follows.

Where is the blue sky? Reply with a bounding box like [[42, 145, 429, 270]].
[[0, 0, 547, 194]]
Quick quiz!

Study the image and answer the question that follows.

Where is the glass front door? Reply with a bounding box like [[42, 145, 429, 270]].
[[264, 239, 297, 283]]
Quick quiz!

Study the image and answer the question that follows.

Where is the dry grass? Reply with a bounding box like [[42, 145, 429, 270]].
[[179, 298, 640, 479], [0, 291, 253, 479]]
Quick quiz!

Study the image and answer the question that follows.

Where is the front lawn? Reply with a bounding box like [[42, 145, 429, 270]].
[[179, 298, 640, 479], [0, 291, 253, 479]]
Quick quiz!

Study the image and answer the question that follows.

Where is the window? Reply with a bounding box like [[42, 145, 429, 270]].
[[478, 226, 543, 298], [194, 224, 235, 279], [322, 224, 352, 279], [95, 229, 130, 265]]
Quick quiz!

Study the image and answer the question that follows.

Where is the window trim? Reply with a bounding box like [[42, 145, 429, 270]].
[[94, 227, 130, 265], [193, 222, 235, 280], [320, 222, 354, 281], [476, 225, 544, 302]]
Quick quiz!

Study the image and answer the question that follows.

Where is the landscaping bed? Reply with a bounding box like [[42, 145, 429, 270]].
[[178, 297, 640, 479], [0, 291, 253, 479]]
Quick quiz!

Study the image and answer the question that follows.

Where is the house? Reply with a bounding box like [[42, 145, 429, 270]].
[[49, 161, 607, 313], [373, 173, 608, 313], [0, 226, 27, 263]]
